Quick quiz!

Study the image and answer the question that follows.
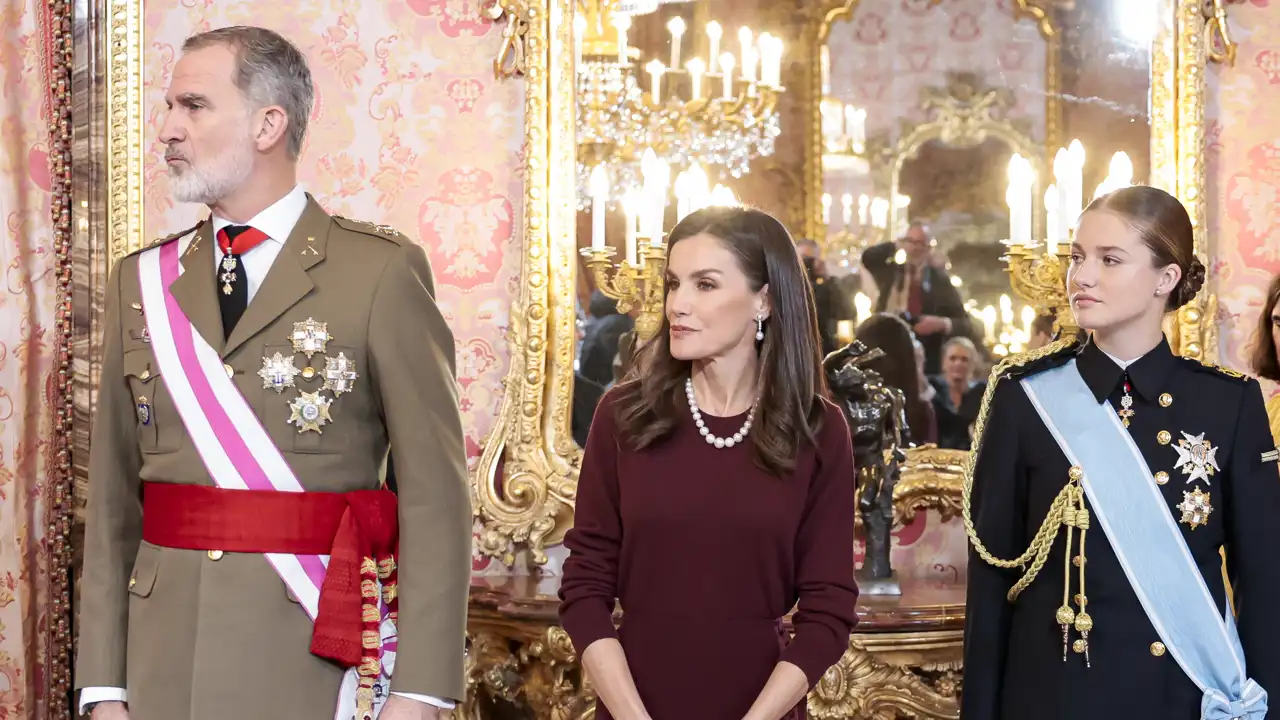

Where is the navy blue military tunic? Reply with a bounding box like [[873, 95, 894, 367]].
[[963, 336, 1280, 719]]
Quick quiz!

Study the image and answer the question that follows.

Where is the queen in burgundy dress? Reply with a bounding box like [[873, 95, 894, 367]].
[[559, 207, 860, 720]]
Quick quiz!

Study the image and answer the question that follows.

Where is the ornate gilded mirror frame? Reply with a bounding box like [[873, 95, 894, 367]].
[[472, 0, 1240, 567]]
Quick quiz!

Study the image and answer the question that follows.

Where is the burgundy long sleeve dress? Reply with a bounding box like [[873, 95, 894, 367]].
[[559, 390, 860, 720]]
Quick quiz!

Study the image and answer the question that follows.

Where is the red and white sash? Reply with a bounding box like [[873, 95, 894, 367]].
[[137, 237, 396, 719]]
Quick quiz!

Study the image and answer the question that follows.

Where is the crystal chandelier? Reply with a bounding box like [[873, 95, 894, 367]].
[[575, 0, 786, 209]]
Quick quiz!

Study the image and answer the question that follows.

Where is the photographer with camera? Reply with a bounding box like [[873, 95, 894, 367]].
[[796, 238, 855, 357], [860, 221, 969, 375]]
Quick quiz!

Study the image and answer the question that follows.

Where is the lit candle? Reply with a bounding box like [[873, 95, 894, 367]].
[[687, 163, 709, 211], [764, 35, 783, 87], [646, 59, 665, 103], [854, 292, 872, 325], [687, 57, 705, 100], [719, 53, 736, 99], [674, 169, 691, 222], [1044, 184, 1059, 254], [820, 45, 831, 95], [709, 184, 738, 206], [871, 197, 889, 229], [574, 15, 586, 69], [843, 105, 856, 148], [614, 15, 631, 65], [738, 27, 753, 75], [667, 16, 686, 73], [1022, 305, 1036, 337], [1006, 154, 1033, 245], [706, 21, 722, 74], [640, 149, 669, 243], [821, 193, 832, 225], [858, 194, 869, 226], [742, 45, 758, 85], [622, 189, 639, 265], [1066, 139, 1085, 231], [588, 165, 609, 250], [852, 108, 866, 152], [1000, 294, 1014, 326], [841, 193, 853, 228], [982, 305, 997, 343]]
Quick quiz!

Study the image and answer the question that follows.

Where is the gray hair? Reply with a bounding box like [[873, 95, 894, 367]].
[[942, 335, 978, 358], [183, 26, 314, 160]]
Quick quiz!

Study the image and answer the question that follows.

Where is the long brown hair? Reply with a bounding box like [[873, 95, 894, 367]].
[[1249, 273, 1280, 382], [854, 313, 927, 445], [611, 206, 828, 476], [1084, 185, 1205, 310]]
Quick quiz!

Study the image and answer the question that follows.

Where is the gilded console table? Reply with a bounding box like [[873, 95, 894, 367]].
[[460, 575, 963, 720]]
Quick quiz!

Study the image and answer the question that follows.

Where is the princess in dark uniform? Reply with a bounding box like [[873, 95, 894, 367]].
[[963, 185, 1280, 719], [559, 207, 859, 720]]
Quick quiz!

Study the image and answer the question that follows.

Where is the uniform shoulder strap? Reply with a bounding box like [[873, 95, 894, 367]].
[[331, 215, 411, 246], [123, 220, 205, 259]]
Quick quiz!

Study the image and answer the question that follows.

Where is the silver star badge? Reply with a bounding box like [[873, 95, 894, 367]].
[[1177, 487, 1213, 530], [258, 352, 301, 393], [1172, 431, 1220, 485], [290, 318, 330, 359], [322, 352, 358, 396], [288, 391, 333, 434]]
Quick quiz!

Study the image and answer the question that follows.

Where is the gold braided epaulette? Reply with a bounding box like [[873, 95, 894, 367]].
[[1179, 356, 1250, 383], [332, 215, 410, 245]]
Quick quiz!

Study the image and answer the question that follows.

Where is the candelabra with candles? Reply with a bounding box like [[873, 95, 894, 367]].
[[1002, 141, 1135, 342], [821, 192, 906, 271], [582, 148, 739, 342], [575, 0, 785, 208], [819, 46, 868, 158]]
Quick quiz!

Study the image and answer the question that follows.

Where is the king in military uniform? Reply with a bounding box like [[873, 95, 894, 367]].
[[963, 186, 1280, 719], [74, 27, 471, 720]]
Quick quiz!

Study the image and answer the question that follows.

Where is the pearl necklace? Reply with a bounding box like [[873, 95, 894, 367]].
[[685, 377, 757, 449]]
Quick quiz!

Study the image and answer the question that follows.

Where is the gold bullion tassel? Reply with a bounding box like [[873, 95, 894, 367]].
[[1060, 469, 1093, 667]]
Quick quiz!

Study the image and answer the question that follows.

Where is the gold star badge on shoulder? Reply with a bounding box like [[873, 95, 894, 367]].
[[1177, 487, 1212, 529], [288, 391, 333, 434], [258, 352, 301, 393], [290, 318, 330, 359], [1172, 431, 1220, 485]]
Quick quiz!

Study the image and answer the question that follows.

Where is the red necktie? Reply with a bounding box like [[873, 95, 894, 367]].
[[215, 225, 270, 338], [216, 225, 270, 256], [907, 265, 924, 316]]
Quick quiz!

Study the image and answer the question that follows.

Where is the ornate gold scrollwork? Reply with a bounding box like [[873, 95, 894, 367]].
[[809, 634, 962, 720], [882, 72, 1048, 243], [474, 0, 583, 566], [893, 446, 967, 525], [489, 0, 532, 78], [520, 627, 596, 720]]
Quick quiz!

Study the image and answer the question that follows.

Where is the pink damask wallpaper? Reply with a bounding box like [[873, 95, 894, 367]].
[[824, 0, 1047, 141], [141, 0, 524, 468], [0, 0, 62, 714], [1208, 0, 1279, 388]]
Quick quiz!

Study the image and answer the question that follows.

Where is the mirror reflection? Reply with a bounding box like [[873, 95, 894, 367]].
[[570, 0, 1157, 453]]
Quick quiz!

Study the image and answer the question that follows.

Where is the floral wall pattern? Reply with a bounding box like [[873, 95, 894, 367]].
[[1208, 0, 1279, 389], [0, 0, 62, 714], [141, 2, 525, 478]]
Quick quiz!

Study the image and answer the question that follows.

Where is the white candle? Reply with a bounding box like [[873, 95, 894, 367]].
[[738, 26, 753, 72], [858, 194, 869, 226], [820, 45, 831, 95], [760, 35, 782, 87], [589, 165, 609, 250], [742, 45, 758, 84], [667, 17, 686, 73], [982, 306, 997, 343], [709, 184, 738, 206], [719, 53, 736, 99], [1066, 139, 1085, 230], [706, 21, 722, 74], [871, 197, 889, 229], [574, 15, 586, 69], [1044, 184, 1060, 254], [841, 193, 853, 228], [622, 189, 639, 265], [1006, 154, 1033, 245], [687, 57, 705, 100], [688, 163, 709, 211], [646, 59, 665, 103], [821, 193, 832, 225], [674, 169, 692, 222], [614, 16, 631, 65]]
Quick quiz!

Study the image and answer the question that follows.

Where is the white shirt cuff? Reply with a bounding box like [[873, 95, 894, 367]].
[[79, 687, 127, 715], [390, 691, 456, 709]]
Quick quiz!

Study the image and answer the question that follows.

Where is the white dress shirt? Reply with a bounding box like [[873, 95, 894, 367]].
[[79, 186, 454, 714]]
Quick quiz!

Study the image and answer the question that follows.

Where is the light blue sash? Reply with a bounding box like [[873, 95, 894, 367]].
[[1021, 360, 1268, 720]]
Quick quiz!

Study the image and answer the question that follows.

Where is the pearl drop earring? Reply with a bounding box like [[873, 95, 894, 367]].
[[755, 315, 765, 341]]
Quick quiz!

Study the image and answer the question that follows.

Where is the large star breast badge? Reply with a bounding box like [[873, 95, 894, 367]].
[[1177, 487, 1213, 529], [1172, 431, 1220, 485], [322, 352, 358, 396], [288, 390, 333, 433], [258, 352, 301, 393], [291, 318, 330, 359]]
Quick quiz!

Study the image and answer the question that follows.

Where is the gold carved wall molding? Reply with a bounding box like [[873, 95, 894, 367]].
[[470, 0, 1241, 567]]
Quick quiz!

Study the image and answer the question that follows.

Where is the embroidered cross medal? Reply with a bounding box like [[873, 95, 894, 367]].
[[258, 352, 301, 393], [1177, 487, 1213, 529], [322, 352, 358, 396], [1172, 431, 1220, 485], [291, 318, 330, 359], [1118, 375, 1135, 427]]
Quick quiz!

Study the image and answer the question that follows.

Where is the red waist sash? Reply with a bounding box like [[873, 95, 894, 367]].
[[141, 482, 398, 670]]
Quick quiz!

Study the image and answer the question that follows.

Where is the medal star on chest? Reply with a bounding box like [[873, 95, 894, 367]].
[[1172, 431, 1220, 485]]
